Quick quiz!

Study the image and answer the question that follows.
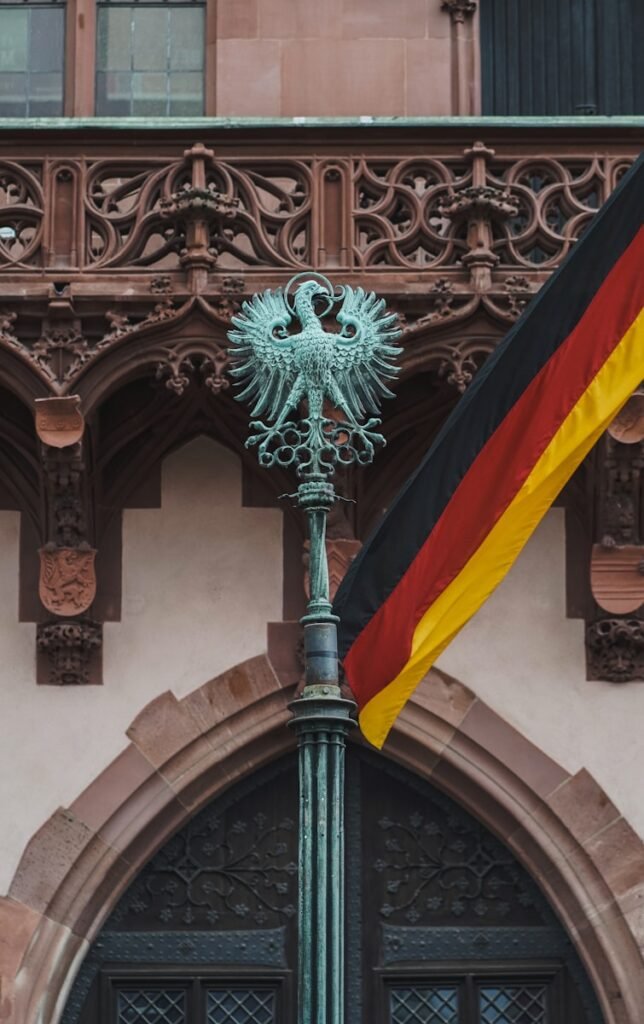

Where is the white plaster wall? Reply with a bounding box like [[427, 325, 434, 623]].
[[437, 508, 644, 837], [1, 456, 643, 896], [0, 436, 283, 893]]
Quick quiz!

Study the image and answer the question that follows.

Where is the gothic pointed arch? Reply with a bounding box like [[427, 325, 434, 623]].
[[72, 297, 233, 415], [0, 657, 642, 1024]]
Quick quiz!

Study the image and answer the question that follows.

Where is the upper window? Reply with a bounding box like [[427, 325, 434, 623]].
[[0, 0, 65, 117], [481, 0, 644, 115], [95, 0, 205, 117]]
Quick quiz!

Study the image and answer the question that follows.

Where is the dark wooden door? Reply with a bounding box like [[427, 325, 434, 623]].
[[64, 749, 602, 1024]]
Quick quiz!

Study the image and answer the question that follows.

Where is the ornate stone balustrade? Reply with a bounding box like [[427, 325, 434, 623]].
[[0, 123, 641, 686]]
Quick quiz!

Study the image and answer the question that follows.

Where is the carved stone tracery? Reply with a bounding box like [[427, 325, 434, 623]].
[[85, 149, 311, 274], [0, 161, 45, 269], [0, 132, 638, 690], [33, 324, 89, 383]]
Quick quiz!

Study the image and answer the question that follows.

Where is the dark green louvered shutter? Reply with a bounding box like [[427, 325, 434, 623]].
[[480, 0, 644, 115]]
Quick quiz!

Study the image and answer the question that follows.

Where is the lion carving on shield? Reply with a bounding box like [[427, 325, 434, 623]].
[[39, 547, 97, 616]]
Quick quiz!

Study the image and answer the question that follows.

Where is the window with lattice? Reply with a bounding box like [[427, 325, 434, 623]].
[[0, 0, 65, 116], [95, 0, 204, 116], [104, 975, 282, 1024], [386, 971, 559, 1024]]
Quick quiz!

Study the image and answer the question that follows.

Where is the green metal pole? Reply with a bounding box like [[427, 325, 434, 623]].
[[288, 478, 355, 1024], [228, 272, 400, 1024]]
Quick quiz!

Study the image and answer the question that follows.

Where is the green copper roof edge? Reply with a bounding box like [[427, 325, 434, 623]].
[[0, 116, 643, 131]]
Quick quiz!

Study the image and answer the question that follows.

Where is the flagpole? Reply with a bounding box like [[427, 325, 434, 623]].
[[229, 273, 400, 1024], [289, 476, 355, 1024]]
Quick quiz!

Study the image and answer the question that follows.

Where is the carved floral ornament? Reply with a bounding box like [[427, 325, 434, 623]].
[[36, 619, 102, 686], [586, 618, 644, 683]]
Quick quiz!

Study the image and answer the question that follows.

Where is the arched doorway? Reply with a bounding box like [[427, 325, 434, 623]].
[[61, 746, 602, 1024]]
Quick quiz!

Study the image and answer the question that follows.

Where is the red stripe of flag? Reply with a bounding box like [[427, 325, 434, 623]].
[[345, 226, 644, 709]]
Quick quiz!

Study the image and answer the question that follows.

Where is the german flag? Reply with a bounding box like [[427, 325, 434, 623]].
[[334, 153, 644, 750]]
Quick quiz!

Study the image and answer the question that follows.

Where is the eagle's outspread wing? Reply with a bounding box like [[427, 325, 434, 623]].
[[228, 289, 297, 421], [331, 286, 402, 420]]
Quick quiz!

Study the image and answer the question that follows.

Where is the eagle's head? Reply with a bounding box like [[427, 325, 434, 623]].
[[294, 279, 333, 317]]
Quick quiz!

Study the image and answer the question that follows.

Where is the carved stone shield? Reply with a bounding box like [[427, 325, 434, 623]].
[[590, 543, 644, 615], [39, 547, 97, 616], [607, 388, 644, 444], [34, 395, 84, 448]]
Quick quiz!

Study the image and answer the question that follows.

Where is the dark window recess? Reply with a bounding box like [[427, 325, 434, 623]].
[[0, 1, 65, 117], [481, 0, 644, 115], [95, 0, 205, 117]]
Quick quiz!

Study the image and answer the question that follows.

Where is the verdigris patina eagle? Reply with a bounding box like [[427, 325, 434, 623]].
[[228, 277, 401, 472]]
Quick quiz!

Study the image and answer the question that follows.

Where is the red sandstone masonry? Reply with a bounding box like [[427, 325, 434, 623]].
[[547, 769, 622, 847], [126, 690, 207, 770], [9, 810, 103, 918], [457, 699, 570, 798], [71, 745, 156, 834], [584, 817, 644, 901]]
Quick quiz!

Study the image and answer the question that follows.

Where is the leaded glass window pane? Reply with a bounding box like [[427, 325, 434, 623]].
[[0, 4, 64, 116], [96, 4, 204, 117], [206, 988, 276, 1024], [390, 986, 459, 1024], [116, 988, 186, 1024], [479, 985, 548, 1024]]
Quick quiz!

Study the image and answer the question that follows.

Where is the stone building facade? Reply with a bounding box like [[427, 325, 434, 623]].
[[0, 2, 643, 1023]]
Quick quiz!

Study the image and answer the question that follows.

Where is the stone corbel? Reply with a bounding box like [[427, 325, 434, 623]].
[[37, 619, 102, 686], [34, 396, 102, 685], [586, 618, 644, 683], [441, 0, 477, 23]]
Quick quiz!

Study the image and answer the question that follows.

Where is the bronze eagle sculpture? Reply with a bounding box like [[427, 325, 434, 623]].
[[227, 276, 402, 474]]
